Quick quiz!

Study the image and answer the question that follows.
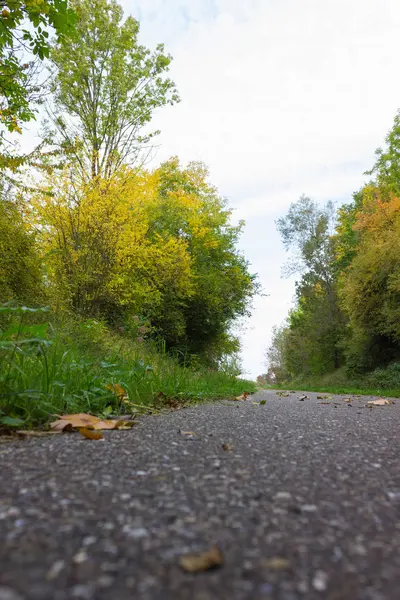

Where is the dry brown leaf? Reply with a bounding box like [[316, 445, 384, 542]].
[[367, 398, 391, 406], [50, 413, 135, 431], [233, 392, 249, 401], [222, 443, 233, 451], [16, 430, 62, 437], [79, 427, 104, 440], [179, 545, 224, 573], [263, 557, 290, 570]]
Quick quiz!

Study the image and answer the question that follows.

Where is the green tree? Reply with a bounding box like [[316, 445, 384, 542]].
[[366, 109, 400, 195], [276, 196, 344, 376], [0, 0, 76, 133], [49, 0, 179, 180], [146, 158, 259, 364], [0, 183, 43, 303]]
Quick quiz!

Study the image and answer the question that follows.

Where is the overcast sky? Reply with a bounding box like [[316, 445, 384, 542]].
[[115, 0, 400, 379]]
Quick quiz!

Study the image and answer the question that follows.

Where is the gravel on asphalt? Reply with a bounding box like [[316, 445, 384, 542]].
[[0, 390, 399, 600]]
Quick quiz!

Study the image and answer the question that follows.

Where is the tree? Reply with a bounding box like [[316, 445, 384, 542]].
[[146, 158, 258, 363], [0, 0, 76, 133], [276, 195, 344, 374], [0, 183, 43, 303], [366, 109, 400, 195], [48, 0, 179, 180], [29, 159, 257, 365], [340, 191, 400, 370]]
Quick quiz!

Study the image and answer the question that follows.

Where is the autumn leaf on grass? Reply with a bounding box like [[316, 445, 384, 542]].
[[367, 398, 392, 406], [79, 428, 103, 440], [106, 383, 129, 402], [179, 545, 223, 573], [233, 392, 249, 401]]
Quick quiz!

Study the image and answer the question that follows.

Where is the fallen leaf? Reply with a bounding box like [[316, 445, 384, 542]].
[[222, 443, 233, 451], [180, 430, 197, 437], [276, 391, 290, 397], [79, 427, 103, 440], [233, 392, 249, 401], [50, 413, 135, 431], [298, 395, 308, 401], [367, 398, 391, 406], [16, 430, 62, 437], [259, 400, 267, 405], [344, 398, 351, 403], [319, 402, 330, 405], [263, 557, 291, 570], [179, 545, 223, 573]]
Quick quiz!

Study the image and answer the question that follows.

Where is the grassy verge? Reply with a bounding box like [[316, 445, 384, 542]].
[[261, 365, 400, 398], [265, 383, 400, 398], [0, 307, 255, 428]]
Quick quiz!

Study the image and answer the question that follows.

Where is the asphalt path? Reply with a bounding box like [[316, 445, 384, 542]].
[[0, 390, 399, 600]]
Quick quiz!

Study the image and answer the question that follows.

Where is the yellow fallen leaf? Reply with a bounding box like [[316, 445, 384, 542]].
[[263, 557, 290, 570], [222, 443, 233, 451], [16, 430, 62, 437], [367, 398, 391, 406], [179, 545, 224, 572], [233, 392, 249, 401], [79, 428, 103, 440]]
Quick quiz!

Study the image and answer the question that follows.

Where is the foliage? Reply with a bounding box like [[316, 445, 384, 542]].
[[272, 196, 344, 379], [0, 305, 256, 427], [270, 108, 400, 385], [0, 0, 76, 133], [339, 191, 400, 370], [28, 158, 257, 365], [0, 186, 43, 303], [366, 109, 400, 195], [48, 0, 179, 180]]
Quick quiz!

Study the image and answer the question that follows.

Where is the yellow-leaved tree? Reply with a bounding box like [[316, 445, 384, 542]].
[[28, 158, 257, 363]]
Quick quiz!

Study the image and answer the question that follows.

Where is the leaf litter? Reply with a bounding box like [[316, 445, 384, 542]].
[[179, 545, 224, 573], [50, 413, 136, 433]]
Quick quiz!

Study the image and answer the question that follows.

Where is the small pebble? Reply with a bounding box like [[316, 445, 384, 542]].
[[47, 560, 66, 580], [301, 504, 317, 513], [73, 549, 88, 564], [275, 491, 292, 501], [312, 570, 328, 592], [387, 491, 400, 502], [0, 587, 24, 600]]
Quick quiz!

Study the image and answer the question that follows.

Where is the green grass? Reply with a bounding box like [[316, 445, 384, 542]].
[[266, 383, 400, 398], [261, 365, 400, 398], [0, 307, 255, 428]]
